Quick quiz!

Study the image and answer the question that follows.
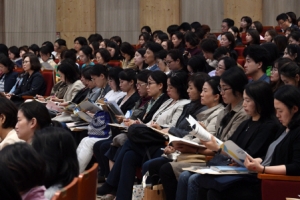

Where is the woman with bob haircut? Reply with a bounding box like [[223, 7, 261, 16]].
[[264, 29, 278, 43], [279, 61, 300, 88], [95, 48, 112, 69], [184, 31, 201, 58], [0, 54, 18, 93], [187, 55, 212, 74], [0, 97, 23, 150], [97, 72, 190, 199], [8, 46, 22, 67], [120, 42, 136, 69], [138, 32, 152, 48], [0, 143, 46, 200], [171, 31, 185, 54], [134, 48, 148, 71], [144, 42, 163, 71], [32, 127, 79, 199], [7, 53, 46, 101], [215, 56, 237, 77], [79, 45, 94, 68], [246, 29, 260, 46], [16, 101, 61, 143], [178, 81, 280, 200], [283, 44, 300, 65], [240, 16, 252, 33], [270, 58, 292, 93], [51, 59, 85, 103], [166, 49, 188, 74], [106, 41, 122, 61], [74, 36, 88, 58]]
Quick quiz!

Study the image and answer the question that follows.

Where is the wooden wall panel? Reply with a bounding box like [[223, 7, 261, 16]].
[[56, 0, 96, 48], [96, 0, 139, 45], [262, 0, 300, 26], [4, 0, 56, 47], [139, 0, 180, 34], [224, 0, 262, 29]]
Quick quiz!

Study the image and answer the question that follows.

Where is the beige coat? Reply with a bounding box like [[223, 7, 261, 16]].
[[63, 80, 85, 102], [0, 129, 24, 150]]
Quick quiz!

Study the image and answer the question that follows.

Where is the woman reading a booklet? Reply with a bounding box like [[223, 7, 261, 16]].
[[96, 72, 190, 200], [176, 81, 282, 200]]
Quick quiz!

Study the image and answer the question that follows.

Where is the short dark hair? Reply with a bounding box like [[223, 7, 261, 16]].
[[274, 85, 300, 129], [187, 55, 210, 73], [40, 46, 52, 56], [286, 44, 300, 63], [119, 68, 137, 85], [167, 25, 179, 35], [0, 162, 21, 200], [0, 44, 8, 57], [171, 31, 185, 48], [110, 36, 122, 46], [120, 42, 135, 60], [246, 29, 260, 45], [243, 45, 269, 72], [95, 48, 111, 63], [245, 81, 275, 120], [157, 32, 169, 42], [189, 72, 210, 94], [178, 22, 191, 32], [74, 36, 88, 46], [0, 143, 45, 192], [139, 32, 152, 43], [274, 35, 288, 53], [147, 42, 163, 59], [184, 31, 200, 47], [55, 39, 67, 47], [213, 46, 230, 60], [279, 61, 300, 80], [90, 64, 108, 78], [19, 101, 57, 129], [205, 76, 223, 104], [108, 67, 123, 91], [100, 39, 110, 48], [271, 58, 292, 92], [221, 66, 248, 97], [149, 70, 168, 93], [22, 53, 41, 71], [88, 33, 103, 44], [240, 16, 252, 31], [0, 54, 15, 72], [261, 42, 279, 66], [141, 26, 152, 35], [106, 41, 121, 60], [28, 44, 40, 57], [61, 49, 77, 62], [286, 12, 297, 24], [200, 38, 218, 53], [81, 66, 92, 80], [191, 21, 202, 32], [8, 46, 20, 59], [79, 45, 93, 59], [32, 127, 79, 188], [223, 18, 235, 28], [276, 13, 289, 22], [168, 72, 189, 99], [161, 39, 174, 51], [0, 97, 17, 128], [19, 45, 29, 55], [167, 49, 186, 68], [42, 41, 54, 52], [221, 32, 236, 49], [57, 59, 80, 83], [288, 32, 300, 43], [218, 57, 237, 70], [90, 41, 100, 56], [136, 70, 151, 83], [265, 29, 277, 42]]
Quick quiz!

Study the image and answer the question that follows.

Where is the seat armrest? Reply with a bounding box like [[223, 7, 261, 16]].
[[258, 173, 300, 181]]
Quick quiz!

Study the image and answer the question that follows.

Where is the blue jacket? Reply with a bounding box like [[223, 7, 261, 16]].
[[0, 71, 18, 93]]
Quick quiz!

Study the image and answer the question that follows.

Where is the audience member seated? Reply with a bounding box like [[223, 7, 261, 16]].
[[107, 41, 122, 61], [171, 32, 185, 54], [240, 16, 252, 34], [177, 81, 280, 200], [166, 49, 189, 75], [32, 127, 79, 199], [276, 13, 300, 32], [74, 36, 88, 59], [161, 39, 174, 51], [79, 45, 95, 69], [191, 21, 202, 33], [53, 39, 67, 58], [0, 97, 23, 150], [95, 48, 112, 69], [7, 53, 46, 103], [283, 44, 300, 65], [28, 44, 40, 57], [274, 35, 288, 57], [8, 46, 22, 67], [156, 49, 170, 74], [138, 32, 152, 48], [219, 32, 238, 60], [264, 29, 277, 42], [246, 29, 260, 46], [187, 55, 212, 74], [110, 36, 122, 47], [270, 58, 291, 93], [134, 48, 148, 71], [215, 57, 236, 77], [51, 59, 84, 103], [0, 143, 46, 200], [40, 46, 56, 70], [90, 64, 111, 100], [120, 42, 136, 69], [228, 26, 242, 45], [141, 26, 152, 36], [200, 38, 219, 69], [155, 32, 169, 44], [0, 55, 18, 93], [217, 18, 235, 41], [100, 39, 110, 49], [287, 31, 300, 45], [15, 101, 61, 143], [19, 45, 29, 58], [184, 31, 201, 58], [178, 22, 191, 35], [0, 43, 8, 57], [279, 61, 300, 88], [90, 41, 100, 58], [243, 45, 270, 82], [144, 42, 163, 71], [250, 21, 265, 40], [104, 67, 126, 102]]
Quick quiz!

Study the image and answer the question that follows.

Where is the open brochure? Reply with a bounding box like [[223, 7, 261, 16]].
[[220, 140, 249, 166], [64, 99, 101, 114], [150, 127, 205, 149], [182, 165, 250, 175], [186, 115, 223, 145], [46, 101, 65, 113], [98, 101, 124, 116]]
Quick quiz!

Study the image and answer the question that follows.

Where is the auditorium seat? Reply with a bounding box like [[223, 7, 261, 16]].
[[274, 26, 282, 33], [258, 173, 300, 200], [78, 163, 98, 200], [108, 60, 122, 68], [262, 26, 274, 35], [52, 178, 79, 200], [42, 70, 55, 96], [234, 47, 245, 57], [237, 58, 245, 67]]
